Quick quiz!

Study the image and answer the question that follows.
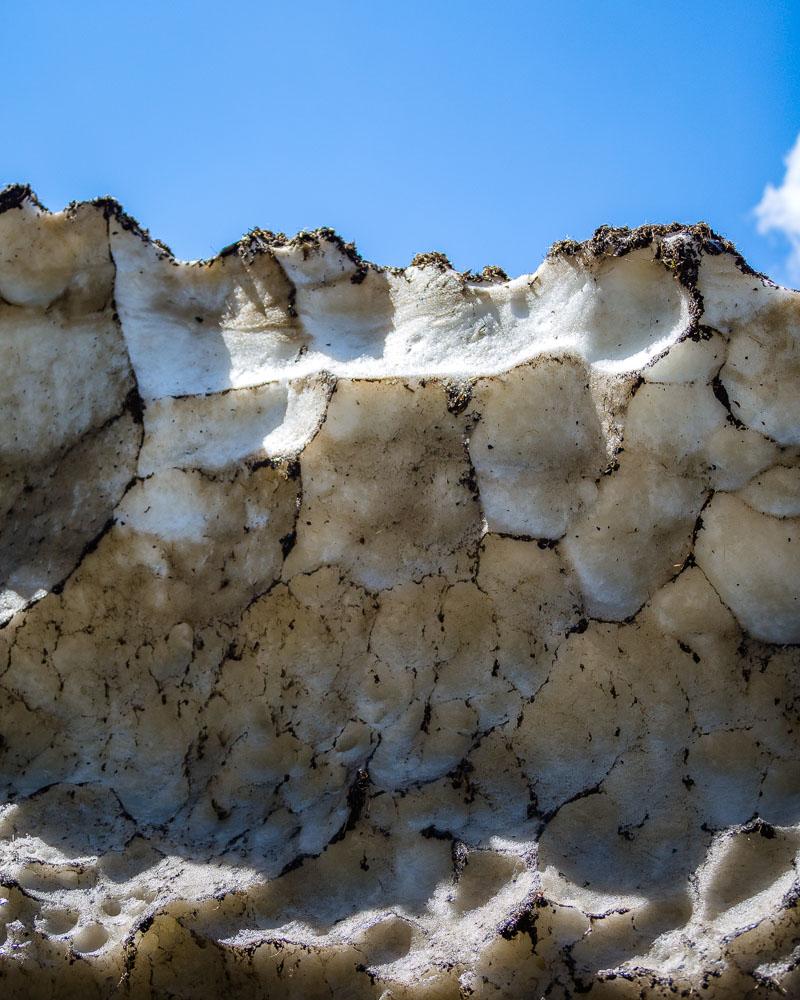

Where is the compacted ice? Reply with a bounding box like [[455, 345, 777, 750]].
[[0, 185, 798, 998]]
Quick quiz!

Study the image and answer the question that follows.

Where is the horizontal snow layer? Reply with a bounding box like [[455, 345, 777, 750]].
[[2, 193, 699, 401], [111, 228, 692, 397]]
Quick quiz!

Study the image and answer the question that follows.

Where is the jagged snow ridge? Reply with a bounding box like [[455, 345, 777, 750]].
[[110, 219, 692, 398], [0, 187, 799, 999]]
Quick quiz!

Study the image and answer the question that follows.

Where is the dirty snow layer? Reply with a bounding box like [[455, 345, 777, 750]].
[[0, 188, 799, 999]]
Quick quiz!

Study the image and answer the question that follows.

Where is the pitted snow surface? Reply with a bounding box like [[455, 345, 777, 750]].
[[0, 189, 799, 999]]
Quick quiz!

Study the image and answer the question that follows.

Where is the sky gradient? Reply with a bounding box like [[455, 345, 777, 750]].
[[3, 1, 800, 285]]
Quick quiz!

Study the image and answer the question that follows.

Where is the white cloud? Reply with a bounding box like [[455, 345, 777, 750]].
[[755, 132, 800, 284]]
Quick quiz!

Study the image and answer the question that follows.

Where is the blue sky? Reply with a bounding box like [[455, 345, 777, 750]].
[[3, 1, 800, 284]]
